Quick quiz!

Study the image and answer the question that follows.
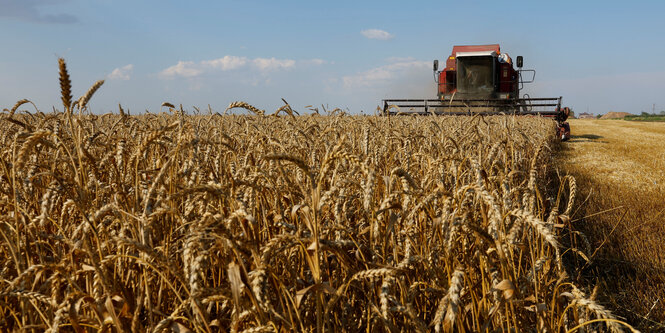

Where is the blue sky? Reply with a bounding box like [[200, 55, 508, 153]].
[[2, 0, 665, 115]]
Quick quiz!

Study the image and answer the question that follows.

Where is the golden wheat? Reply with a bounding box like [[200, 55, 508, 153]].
[[57, 58, 72, 112], [0, 61, 641, 332]]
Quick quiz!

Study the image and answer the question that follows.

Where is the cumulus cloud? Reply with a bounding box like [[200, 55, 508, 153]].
[[160, 61, 204, 78], [202, 56, 248, 70], [361, 29, 394, 40], [0, 0, 78, 24], [252, 57, 295, 71], [160, 56, 316, 78], [342, 59, 429, 88], [108, 64, 133, 80]]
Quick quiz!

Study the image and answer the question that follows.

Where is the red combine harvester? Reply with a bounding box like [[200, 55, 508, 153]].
[[382, 44, 570, 140]]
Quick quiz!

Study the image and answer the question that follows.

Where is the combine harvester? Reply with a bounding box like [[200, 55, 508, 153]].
[[382, 44, 571, 140]]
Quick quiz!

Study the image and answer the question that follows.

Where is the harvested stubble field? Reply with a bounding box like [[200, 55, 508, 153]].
[[0, 60, 639, 332], [561, 119, 665, 331]]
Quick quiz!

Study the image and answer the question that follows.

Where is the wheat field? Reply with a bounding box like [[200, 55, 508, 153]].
[[0, 60, 638, 332]]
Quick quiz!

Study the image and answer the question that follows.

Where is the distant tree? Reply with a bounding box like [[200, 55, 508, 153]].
[[660, 110, 665, 115], [596, 114, 602, 119], [641, 112, 650, 116]]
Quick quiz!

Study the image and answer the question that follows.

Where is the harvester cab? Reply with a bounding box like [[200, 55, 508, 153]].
[[383, 44, 571, 140]]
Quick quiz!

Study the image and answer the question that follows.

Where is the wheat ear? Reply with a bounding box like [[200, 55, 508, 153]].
[[78, 80, 105, 110], [58, 58, 72, 112]]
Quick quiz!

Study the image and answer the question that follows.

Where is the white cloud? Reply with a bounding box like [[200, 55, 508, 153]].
[[160, 56, 301, 78], [361, 29, 394, 40], [160, 61, 203, 78], [252, 57, 296, 71], [342, 60, 429, 88], [202, 56, 247, 70], [108, 64, 133, 80]]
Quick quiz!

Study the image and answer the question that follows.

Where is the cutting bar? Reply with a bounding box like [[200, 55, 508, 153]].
[[382, 97, 562, 116]]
